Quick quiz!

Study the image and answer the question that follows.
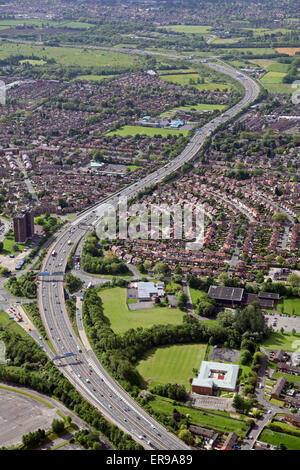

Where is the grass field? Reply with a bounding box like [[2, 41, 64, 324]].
[[74, 74, 116, 81], [0, 19, 92, 29], [160, 103, 227, 118], [163, 25, 212, 35], [277, 297, 300, 316], [0, 42, 138, 68], [0, 310, 29, 339], [2, 235, 29, 254], [261, 331, 300, 352], [261, 71, 287, 83], [159, 72, 230, 91], [98, 287, 184, 334], [106, 125, 189, 138], [150, 396, 249, 437], [189, 288, 209, 305], [137, 343, 207, 389], [259, 428, 300, 450]]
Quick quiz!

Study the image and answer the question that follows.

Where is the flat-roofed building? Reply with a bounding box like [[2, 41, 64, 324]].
[[192, 361, 239, 396]]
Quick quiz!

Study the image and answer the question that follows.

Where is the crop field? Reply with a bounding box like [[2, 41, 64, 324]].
[[0, 42, 138, 68], [106, 125, 189, 138], [137, 343, 207, 388], [98, 287, 184, 334], [275, 47, 300, 56], [261, 71, 287, 83]]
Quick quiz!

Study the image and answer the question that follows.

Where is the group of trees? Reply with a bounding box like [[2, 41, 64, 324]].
[[82, 233, 129, 276], [6, 271, 37, 298], [0, 325, 142, 450], [65, 273, 83, 294], [150, 383, 187, 401]]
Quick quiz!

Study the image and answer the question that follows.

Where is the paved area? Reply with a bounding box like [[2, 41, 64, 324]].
[[0, 387, 58, 447], [264, 312, 300, 333], [210, 347, 239, 363], [128, 301, 155, 310], [188, 393, 233, 412]]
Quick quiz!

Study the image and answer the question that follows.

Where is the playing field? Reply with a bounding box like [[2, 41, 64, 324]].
[[137, 343, 207, 388], [106, 125, 189, 138], [259, 428, 300, 450], [160, 72, 229, 91], [98, 287, 184, 334], [261, 331, 300, 352]]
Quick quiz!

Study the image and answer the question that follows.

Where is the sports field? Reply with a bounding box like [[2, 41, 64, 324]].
[[261, 331, 300, 352], [98, 287, 184, 334], [137, 343, 207, 388], [106, 125, 189, 138], [259, 428, 300, 450], [159, 72, 229, 91]]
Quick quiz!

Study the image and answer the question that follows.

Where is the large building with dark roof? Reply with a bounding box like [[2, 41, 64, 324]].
[[208, 286, 280, 310]]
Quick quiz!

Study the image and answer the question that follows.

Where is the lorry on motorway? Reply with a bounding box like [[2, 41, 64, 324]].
[[15, 314, 22, 322], [51, 250, 57, 257], [87, 282, 93, 289]]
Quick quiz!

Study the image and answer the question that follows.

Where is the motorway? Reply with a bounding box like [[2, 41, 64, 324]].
[[37, 61, 260, 450]]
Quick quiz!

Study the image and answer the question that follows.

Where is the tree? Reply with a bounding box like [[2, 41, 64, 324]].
[[176, 291, 188, 311], [177, 428, 195, 445], [51, 418, 65, 434], [287, 273, 300, 287]]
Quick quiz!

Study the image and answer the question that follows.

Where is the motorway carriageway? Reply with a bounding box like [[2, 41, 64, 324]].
[[38, 61, 260, 450]]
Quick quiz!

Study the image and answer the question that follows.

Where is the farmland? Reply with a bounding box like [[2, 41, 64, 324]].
[[0, 42, 139, 68]]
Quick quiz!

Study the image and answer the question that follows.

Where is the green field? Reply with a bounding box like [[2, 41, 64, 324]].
[[261, 71, 287, 84], [0, 310, 29, 339], [150, 396, 249, 437], [98, 287, 184, 334], [137, 343, 207, 389], [74, 74, 116, 82], [163, 25, 212, 35], [259, 428, 300, 450], [261, 331, 300, 352], [106, 125, 189, 138], [0, 19, 92, 29], [159, 72, 229, 91], [189, 288, 209, 306], [2, 235, 29, 254], [277, 297, 300, 316], [160, 103, 227, 118], [0, 42, 138, 68]]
